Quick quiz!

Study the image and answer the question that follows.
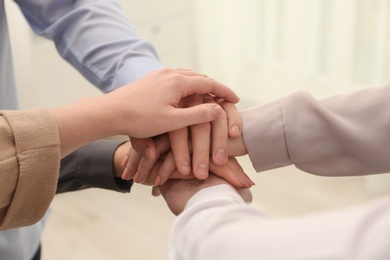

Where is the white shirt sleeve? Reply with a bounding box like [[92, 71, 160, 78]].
[[168, 184, 390, 260]]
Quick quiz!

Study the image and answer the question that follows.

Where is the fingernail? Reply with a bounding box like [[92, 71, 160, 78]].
[[235, 175, 246, 187], [133, 173, 140, 183], [215, 149, 226, 161], [121, 154, 129, 168], [213, 105, 222, 118], [121, 168, 129, 180], [231, 125, 240, 135], [198, 164, 208, 176], [154, 176, 161, 186], [236, 175, 254, 188], [181, 161, 191, 174]]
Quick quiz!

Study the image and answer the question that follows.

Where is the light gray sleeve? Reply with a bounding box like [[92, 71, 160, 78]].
[[241, 85, 390, 176], [15, 0, 163, 91]]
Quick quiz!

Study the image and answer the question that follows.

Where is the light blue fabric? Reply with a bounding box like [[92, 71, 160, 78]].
[[0, 0, 162, 259]]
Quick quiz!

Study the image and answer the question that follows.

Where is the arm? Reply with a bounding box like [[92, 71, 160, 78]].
[[0, 68, 238, 230], [15, 0, 163, 91], [15, 0, 243, 183], [57, 140, 132, 193], [159, 176, 390, 259], [234, 85, 390, 176]]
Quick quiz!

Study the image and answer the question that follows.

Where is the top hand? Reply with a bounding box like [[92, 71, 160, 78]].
[[52, 68, 239, 156]]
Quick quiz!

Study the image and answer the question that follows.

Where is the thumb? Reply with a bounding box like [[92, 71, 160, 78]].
[[174, 104, 222, 128]]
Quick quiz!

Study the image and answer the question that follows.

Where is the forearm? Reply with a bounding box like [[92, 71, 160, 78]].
[[242, 85, 390, 176], [50, 96, 120, 157], [57, 140, 132, 193], [169, 185, 390, 259]]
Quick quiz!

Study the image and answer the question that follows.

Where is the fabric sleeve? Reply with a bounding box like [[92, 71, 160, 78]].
[[241, 85, 390, 176], [57, 139, 133, 194], [15, 0, 163, 91], [168, 185, 390, 260], [0, 109, 60, 230]]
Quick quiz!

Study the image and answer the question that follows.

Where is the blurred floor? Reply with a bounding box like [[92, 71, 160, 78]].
[[41, 156, 390, 260]]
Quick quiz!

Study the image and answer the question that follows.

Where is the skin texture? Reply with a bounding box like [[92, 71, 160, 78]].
[[122, 99, 245, 185], [114, 141, 253, 188], [122, 134, 254, 188], [50, 68, 239, 158], [155, 174, 253, 215]]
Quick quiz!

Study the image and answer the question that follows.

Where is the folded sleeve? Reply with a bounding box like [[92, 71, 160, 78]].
[[0, 109, 60, 230], [57, 139, 133, 193], [241, 85, 390, 177]]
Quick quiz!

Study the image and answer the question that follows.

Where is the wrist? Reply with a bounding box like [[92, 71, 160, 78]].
[[51, 96, 118, 157], [113, 141, 130, 178]]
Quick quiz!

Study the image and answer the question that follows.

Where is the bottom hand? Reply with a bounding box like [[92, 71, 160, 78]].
[[155, 174, 252, 215]]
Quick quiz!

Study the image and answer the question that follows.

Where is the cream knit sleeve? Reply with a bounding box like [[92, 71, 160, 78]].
[[0, 108, 60, 230]]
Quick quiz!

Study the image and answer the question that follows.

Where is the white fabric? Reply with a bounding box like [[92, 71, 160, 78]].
[[168, 86, 390, 259], [168, 185, 390, 260]]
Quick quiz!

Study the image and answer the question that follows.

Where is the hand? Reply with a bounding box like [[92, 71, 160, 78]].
[[102, 68, 240, 138], [51, 68, 239, 156], [155, 173, 253, 215], [122, 96, 242, 183], [113, 141, 131, 178], [122, 134, 254, 187], [114, 140, 194, 184], [167, 95, 243, 178]]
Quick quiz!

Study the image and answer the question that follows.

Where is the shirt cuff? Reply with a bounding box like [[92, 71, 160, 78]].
[[240, 100, 292, 172], [58, 139, 132, 193], [109, 56, 163, 91]]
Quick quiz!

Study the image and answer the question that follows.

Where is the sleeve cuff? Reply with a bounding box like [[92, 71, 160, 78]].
[[109, 56, 163, 91], [240, 100, 292, 172], [58, 139, 133, 193], [0, 109, 60, 229]]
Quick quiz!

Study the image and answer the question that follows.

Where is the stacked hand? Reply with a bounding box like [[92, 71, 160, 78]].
[[52, 68, 240, 157], [119, 91, 252, 188]]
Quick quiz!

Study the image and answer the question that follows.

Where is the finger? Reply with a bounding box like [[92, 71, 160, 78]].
[[178, 75, 240, 103], [158, 151, 177, 185], [203, 95, 228, 166], [190, 122, 211, 180], [142, 160, 163, 186], [169, 128, 191, 175], [128, 137, 158, 182], [152, 186, 161, 197], [168, 169, 195, 180], [125, 149, 142, 181], [130, 137, 154, 154], [136, 141, 158, 184], [173, 68, 206, 77], [121, 152, 129, 169], [131, 135, 171, 183], [209, 157, 255, 188], [219, 101, 242, 138], [186, 95, 211, 180]]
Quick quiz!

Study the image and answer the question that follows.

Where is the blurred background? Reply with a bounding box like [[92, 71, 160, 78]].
[[6, 0, 390, 259]]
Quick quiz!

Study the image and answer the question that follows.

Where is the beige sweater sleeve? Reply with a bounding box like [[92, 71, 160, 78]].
[[0, 108, 60, 230]]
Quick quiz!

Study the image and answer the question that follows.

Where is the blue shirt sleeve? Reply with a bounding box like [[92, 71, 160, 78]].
[[14, 0, 163, 92]]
